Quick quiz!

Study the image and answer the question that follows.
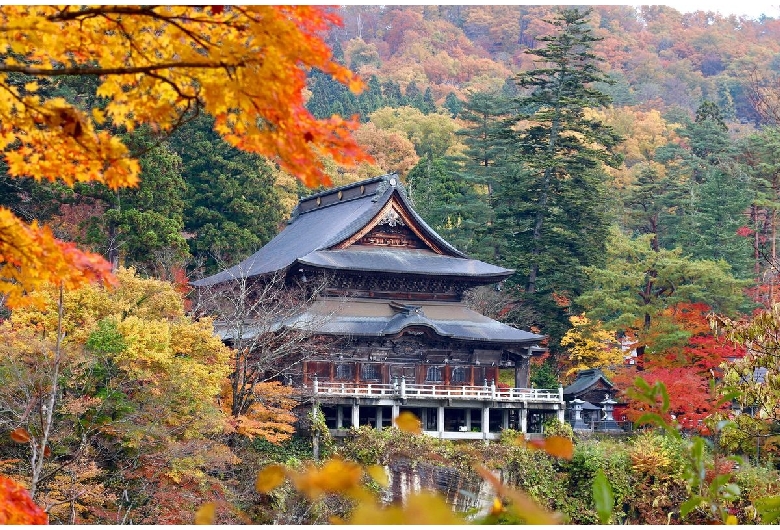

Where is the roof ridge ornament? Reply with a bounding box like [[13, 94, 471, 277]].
[[378, 207, 404, 227], [372, 173, 400, 201]]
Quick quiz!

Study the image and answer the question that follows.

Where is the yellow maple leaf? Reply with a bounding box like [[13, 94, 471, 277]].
[[194, 503, 216, 525], [394, 411, 422, 434], [366, 464, 389, 488], [256, 464, 286, 494]]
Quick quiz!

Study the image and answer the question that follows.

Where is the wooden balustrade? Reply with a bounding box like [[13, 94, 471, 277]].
[[310, 378, 561, 403]]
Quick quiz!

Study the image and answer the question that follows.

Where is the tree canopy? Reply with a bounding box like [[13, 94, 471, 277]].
[[0, 5, 370, 306]]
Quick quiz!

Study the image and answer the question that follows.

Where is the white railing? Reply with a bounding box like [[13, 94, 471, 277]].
[[311, 378, 562, 403]]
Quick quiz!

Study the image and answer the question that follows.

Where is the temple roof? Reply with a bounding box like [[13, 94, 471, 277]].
[[563, 368, 615, 398], [297, 248, 511, 279], [192, 174, 514, 287], [217, 298, 544, 345]]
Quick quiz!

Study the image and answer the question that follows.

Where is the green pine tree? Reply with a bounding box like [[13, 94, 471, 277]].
[[167, 114, 284, 273], [455, 90, 515, 262], [656, 102, 752, 278], [102, 129, 188, 270], [500, 8, 623, 296], [443, 92, 463, 118]]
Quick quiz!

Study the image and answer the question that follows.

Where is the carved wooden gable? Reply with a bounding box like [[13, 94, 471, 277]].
[[356, 207, 427, 249], [334, 196, 451, 255]]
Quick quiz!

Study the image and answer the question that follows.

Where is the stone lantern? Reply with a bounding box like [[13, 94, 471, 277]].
[[600, 393, 621, 431], [571, 398, 588, 430]]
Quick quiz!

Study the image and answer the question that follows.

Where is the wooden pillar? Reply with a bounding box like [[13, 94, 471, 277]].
[[352, 403, 360, 427], [520, 406, 527, 433], [515, 353, 531, 388]]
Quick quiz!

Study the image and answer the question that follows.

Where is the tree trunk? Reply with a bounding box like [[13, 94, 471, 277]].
[[31, 284, 64, 500], [769, 209, 777, 308]]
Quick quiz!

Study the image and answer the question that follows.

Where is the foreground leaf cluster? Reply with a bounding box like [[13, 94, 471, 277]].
[[0, 6, 370, 306]]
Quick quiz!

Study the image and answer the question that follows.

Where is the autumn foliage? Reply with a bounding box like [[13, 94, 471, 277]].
[[0, 269, 295, 523], [0, 475, 47, 525], [613, 303, 746, 431], [0, 5, 370, 306]]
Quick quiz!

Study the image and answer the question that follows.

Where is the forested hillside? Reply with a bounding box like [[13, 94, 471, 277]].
[[3, 3, 780, 425], [309, 6, 780, 423]]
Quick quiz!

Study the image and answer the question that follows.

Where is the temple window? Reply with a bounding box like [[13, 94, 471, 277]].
[[451, 366, 467, 384], [426, 366, 443, 382], [361, 363, 381, 381], [335, 363, 354, 380]]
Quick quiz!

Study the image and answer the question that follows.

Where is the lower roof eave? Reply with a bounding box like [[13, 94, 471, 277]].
[[309, 329, 544, 348]]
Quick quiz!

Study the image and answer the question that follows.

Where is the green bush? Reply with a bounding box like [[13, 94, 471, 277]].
[[558, 438, 633, 524], [543, 418, 575, 440]]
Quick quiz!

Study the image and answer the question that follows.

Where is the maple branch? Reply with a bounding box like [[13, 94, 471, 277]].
[[47, 6, 241, 50], [0, 62, 247, 77]]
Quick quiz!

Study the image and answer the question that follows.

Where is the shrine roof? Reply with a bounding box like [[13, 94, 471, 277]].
[[298, 248, 512, 279], [563, 369, 615, 397], [218, 299, 544, 346], [192, 174, 512, 287]]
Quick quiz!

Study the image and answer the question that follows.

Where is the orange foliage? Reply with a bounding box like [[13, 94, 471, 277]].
[[0, 475, 47, 525], [0, 208, 114, 307], [221, 381, 297, 443], [0, 6, 371, 307], [354, 122, 420, 178]]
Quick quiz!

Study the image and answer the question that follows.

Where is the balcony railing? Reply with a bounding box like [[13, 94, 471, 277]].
[[310, 378, 563, 403]]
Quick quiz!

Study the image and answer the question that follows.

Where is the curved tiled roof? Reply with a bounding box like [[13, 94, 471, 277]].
[[297, 248, 512, 280], [563, 368, 614, 397], [193, 174, 512, 287], [216, 298, 544, 345]]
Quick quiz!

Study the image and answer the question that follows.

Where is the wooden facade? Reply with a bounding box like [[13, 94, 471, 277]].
[[195, 174, 564, 439]]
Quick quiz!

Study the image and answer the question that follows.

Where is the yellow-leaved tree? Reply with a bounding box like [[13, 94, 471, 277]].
[[559, 314, 625, 378], [0, 268, 248, 523], [0, 5, 370, 307]]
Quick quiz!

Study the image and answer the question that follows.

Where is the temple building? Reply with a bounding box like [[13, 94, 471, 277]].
[[563, 369, 625, 432], [194, 174, 564, 440]]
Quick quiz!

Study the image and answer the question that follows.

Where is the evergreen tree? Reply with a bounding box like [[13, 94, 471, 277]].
[[306, 69, 359, 120], [405, 81, 425, 112], [101, 129, 188, 270], [497, 8, 623, 296], [406, 156, 486, 254], [422, 87, 437, 114], [357, 75, 384, 118], [382, 80, 404, 107], [656, 102, 752, 278], [622, 165, 684, 251], [167, 115, 284, 273], [454, 91, 515, 262], [741, 127, 780, 302], [577, 226, 749, 346], [443, 92, 463, 118]]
